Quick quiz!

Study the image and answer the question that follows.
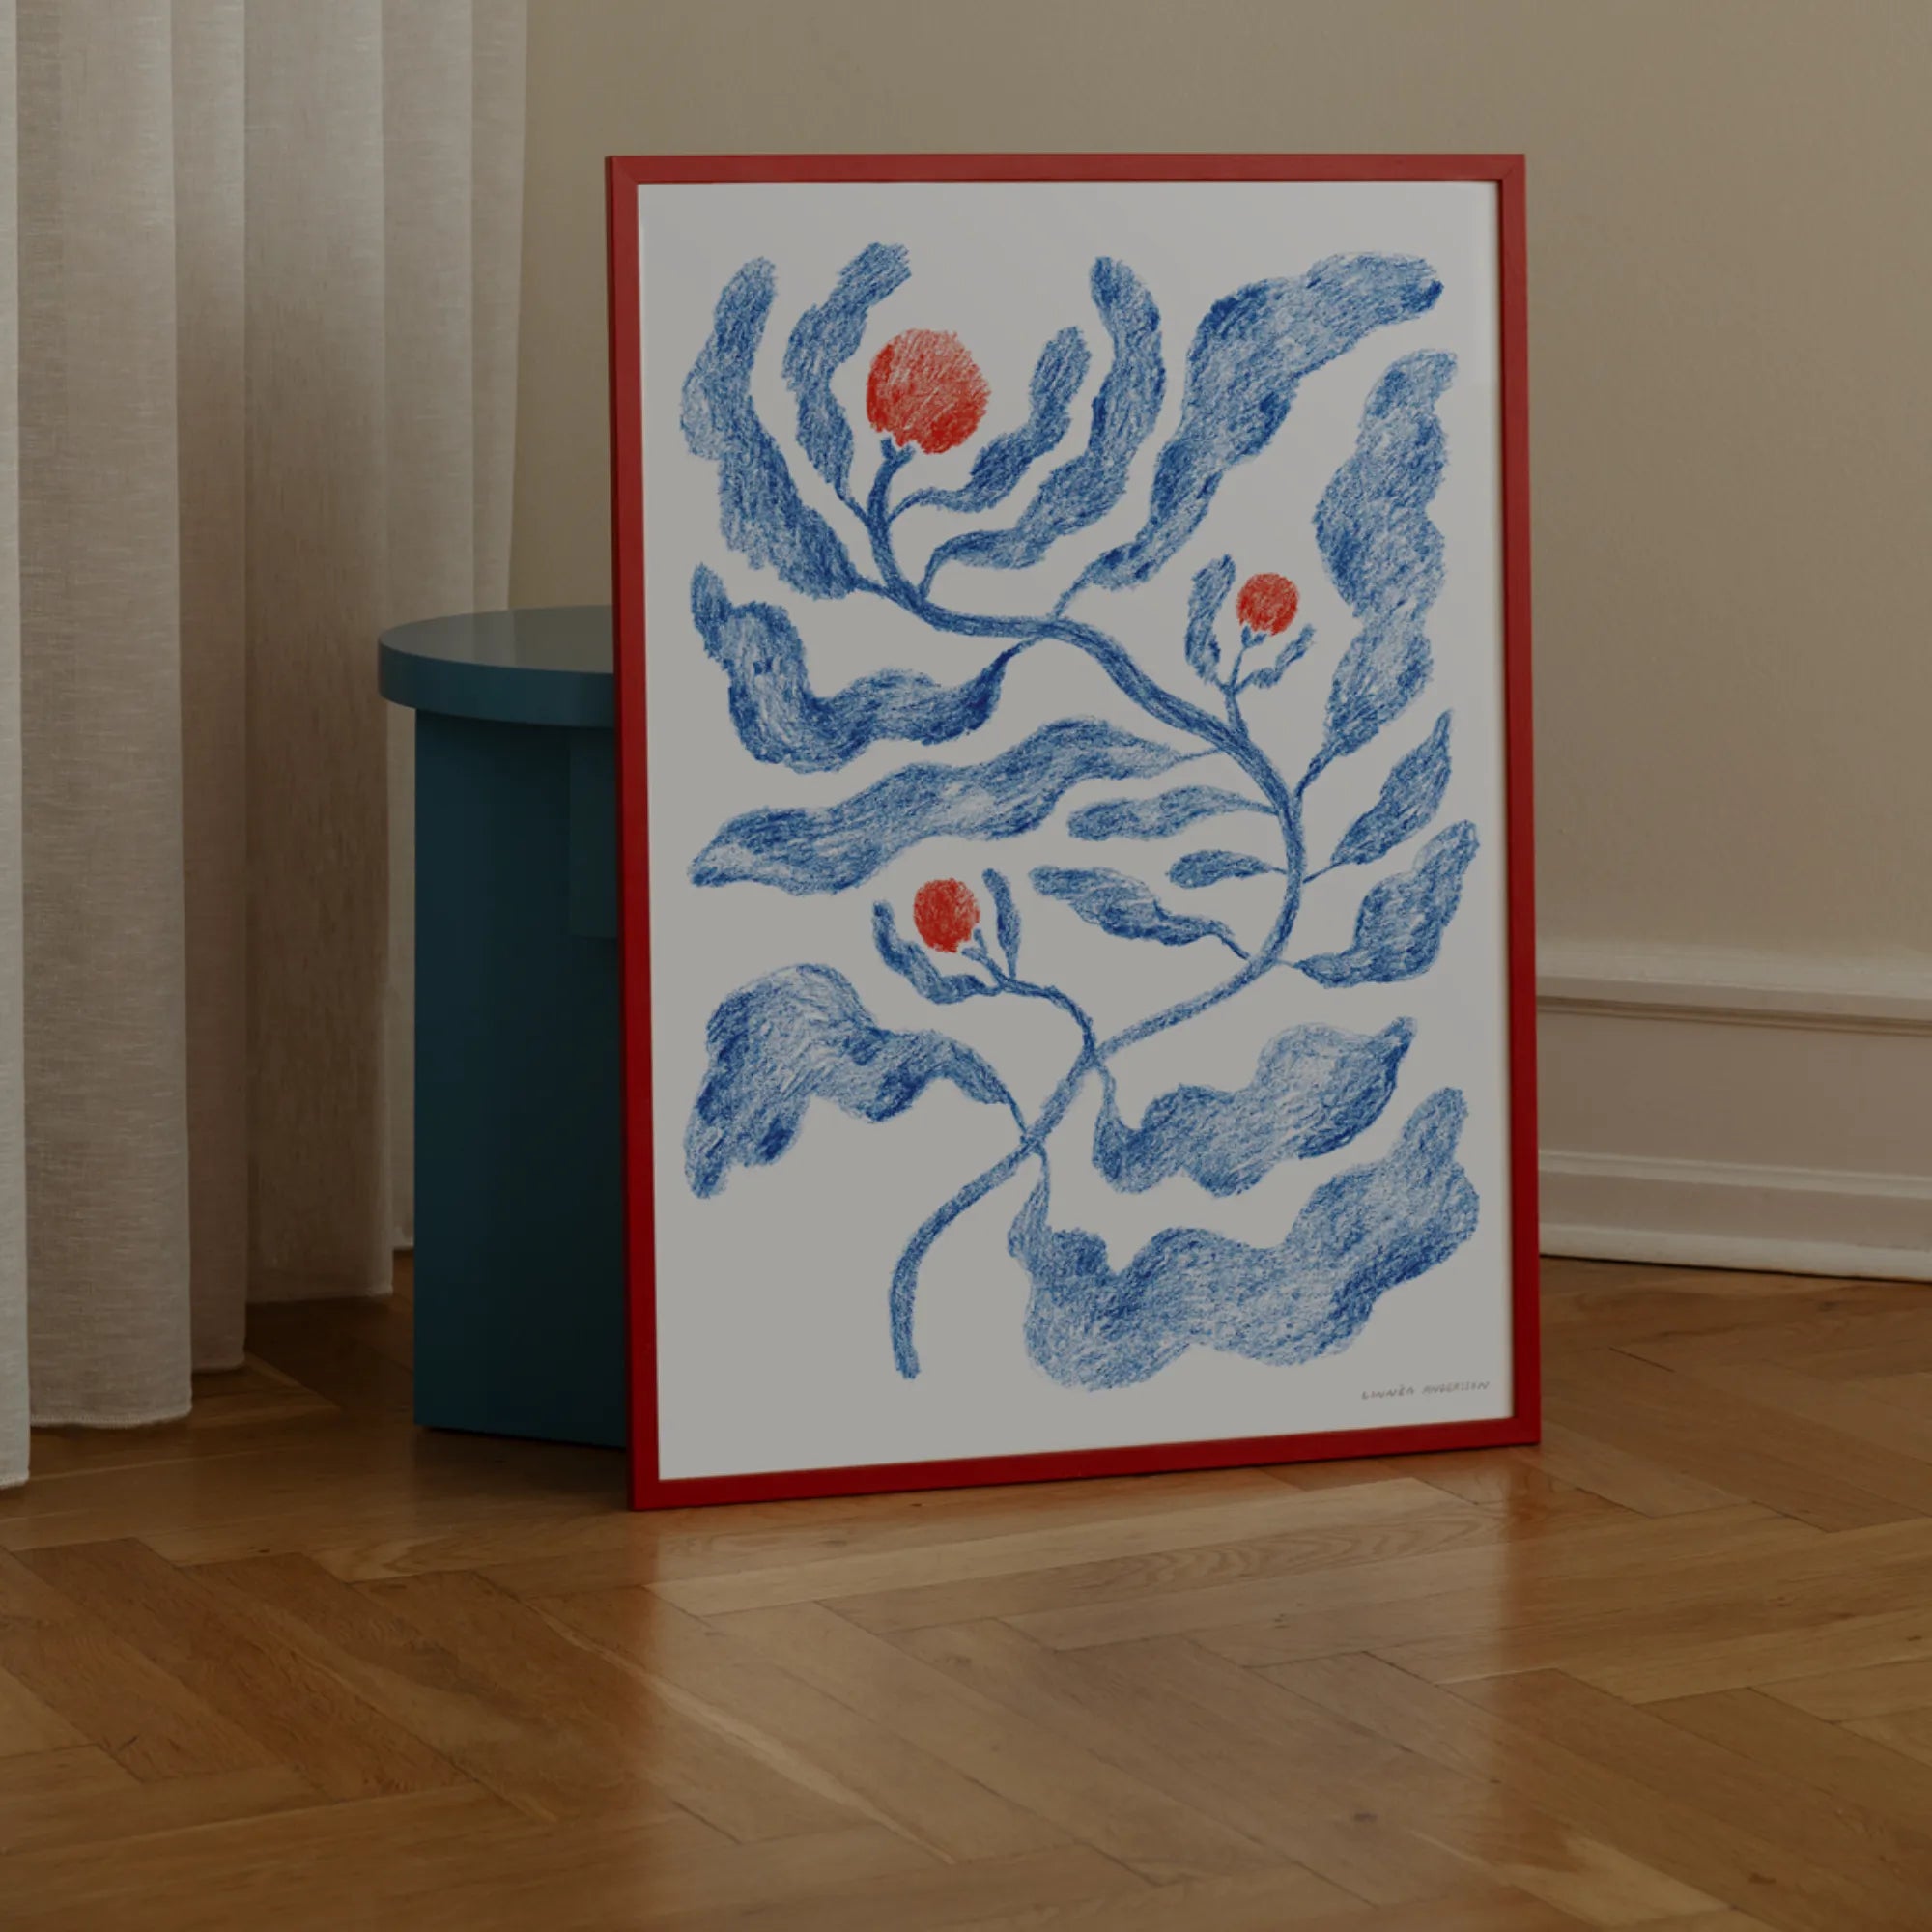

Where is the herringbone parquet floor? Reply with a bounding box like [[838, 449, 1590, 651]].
[[5, 1255, 1932, 1929]]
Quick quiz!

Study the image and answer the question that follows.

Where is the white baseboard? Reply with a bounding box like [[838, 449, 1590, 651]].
[[1537, 943, 1932, 1281]]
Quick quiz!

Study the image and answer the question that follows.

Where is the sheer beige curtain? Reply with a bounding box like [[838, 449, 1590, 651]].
[[0, 0, 527, 1489]]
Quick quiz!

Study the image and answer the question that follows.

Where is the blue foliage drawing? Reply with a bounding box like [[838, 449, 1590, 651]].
[[1090, 1020, 1413, 1196], [673, 236, 1485, 1391], [919, 259, 1165, 587], [1031, 866, 1242, 956], [687, 966, 1017, 1198], [1012, 1090, 1479, 1390], [691, 565, 1016, 772], [691, 720, 1189, 895]]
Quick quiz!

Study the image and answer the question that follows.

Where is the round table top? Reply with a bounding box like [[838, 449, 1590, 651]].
[[379, 606, 614, 727]]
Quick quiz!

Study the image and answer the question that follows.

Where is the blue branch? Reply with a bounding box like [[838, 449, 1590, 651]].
[[861, 441, 1320, 1374]]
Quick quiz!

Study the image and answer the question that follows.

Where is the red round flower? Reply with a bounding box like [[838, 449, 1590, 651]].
[[867, 330, 989, 455], [1236, 573, 1300, 636], [913, 878, 980, 952]]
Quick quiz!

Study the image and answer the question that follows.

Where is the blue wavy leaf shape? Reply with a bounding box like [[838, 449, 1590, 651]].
[[1167, 848, 1275, 888], [686, 964, 1011, 1197], [1330, 712, 1451, 867], [1012, 1088, 1478, 1388], [781, 243, 910, 498], [923, 260, 1163, 580], [871, 900, 995, 1007], [1242, 623, 1313, 692], [1184, 555, 1235, 683], [1067, 785, 1269, 841], [691, 566, 1014, 773], [682, 260, 859, 599], [1093, 1017, 1413, 1195], [1317, 353, 1456, 759], [1295, 821, 1477, 986], [899, 328, 1090, 516], [1082, 256, 1444, 592], [1031, 866, 1238, 952], [692, 719, 1190, 895], [982, 867, 1023, 973]]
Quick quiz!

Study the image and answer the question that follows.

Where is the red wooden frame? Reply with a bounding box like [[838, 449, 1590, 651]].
[[608, 154, 1537, 1511]]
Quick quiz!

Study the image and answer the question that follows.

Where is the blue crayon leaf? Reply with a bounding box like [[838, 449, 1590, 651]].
[[682, 260, 859, 599], [781, 243, 910, 498], [1082, 255, 1444, 592], [1317, 353, 1456, 759], [1184, 554, 1235, 683], [1294, 821, 1478, 987], [1031, 866, 1239, 952], [1093, 1018, 1413, 1194], [1167, 848, 1275, 889], [899, 328, 1091, 517], [923, 259, 1163, 581], [691, 566, 1014, 773], [1330, 712, 1451, 867], [693, 719, 1189, 895], [981, 867, 1022, 973], [1011, 1088, 1478, 1388], [1241, 623, 1313, 692], [686, 964, 1010, 1196], [871, 901, 996, 1007], [1067, 785, 1269, 841]]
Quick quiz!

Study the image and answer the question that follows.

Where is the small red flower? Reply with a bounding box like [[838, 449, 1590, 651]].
[[867, 330, 990, 455], [913, 878, 980, 952], [1236, 573, 1300, 636]]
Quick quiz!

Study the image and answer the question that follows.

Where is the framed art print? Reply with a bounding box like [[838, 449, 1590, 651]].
[[608, 155, 1537, 1509]]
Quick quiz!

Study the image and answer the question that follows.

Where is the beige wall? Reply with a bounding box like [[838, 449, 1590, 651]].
[[512, 0, 1932, 964]]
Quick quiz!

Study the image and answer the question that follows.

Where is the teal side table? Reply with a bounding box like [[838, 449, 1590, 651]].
[[379, 607, 625, 1450]]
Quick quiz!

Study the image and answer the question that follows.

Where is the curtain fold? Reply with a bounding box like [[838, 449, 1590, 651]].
[[175, 0, 249, 1375], [243, 0, 392, 1304], [19, 0, 193, 1427], [0, 0, 527, 1487], [0, 0, 24, 1487]]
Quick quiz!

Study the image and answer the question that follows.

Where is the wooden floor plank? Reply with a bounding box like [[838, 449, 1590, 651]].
[[1842, 1704, 1932, 1770], [1545, 1350, 1931, 1529], [960, 1889, 1589, 1932], [1264, 1651, 1903, 1932], [0, 1549, 280, 1780], [366, 1568, 863, 1842], [641, 1843, 1145, 1932], [351, 1818, 931, 1932], [536, 1585, 1069, 1861], [192, 1551, 698, 1824], [17, 1540, 467, 1801], [1353, 1764, 1725, 1927], [1517, 1420, 1749, 1519], [893, 1617, 1475, 1906], [716, 1600, 1286, 1884], [0, 1762, 323, 1858], [0, 1785, 523, 1930], [331, 1464, 1294, 1594], [828, 1485, 1552, 1635], [1373, 1517, 1932, 1689], [1646, 1686, 1932, 1833], [1459, 1671, 1932, 1927], [655, 1477, 1466, 1619], [1022, 1505, 1804, 1657], [1761, 1650, 1932, 1720], [0, 1658, 89, 1758], [0, 1742, 133, 1804]]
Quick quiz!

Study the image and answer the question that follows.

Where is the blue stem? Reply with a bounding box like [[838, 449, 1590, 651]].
[[865, 449, 1312, 1373], [890, 1030, 1098, 1378], [889, 948, 1100, 1377]]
